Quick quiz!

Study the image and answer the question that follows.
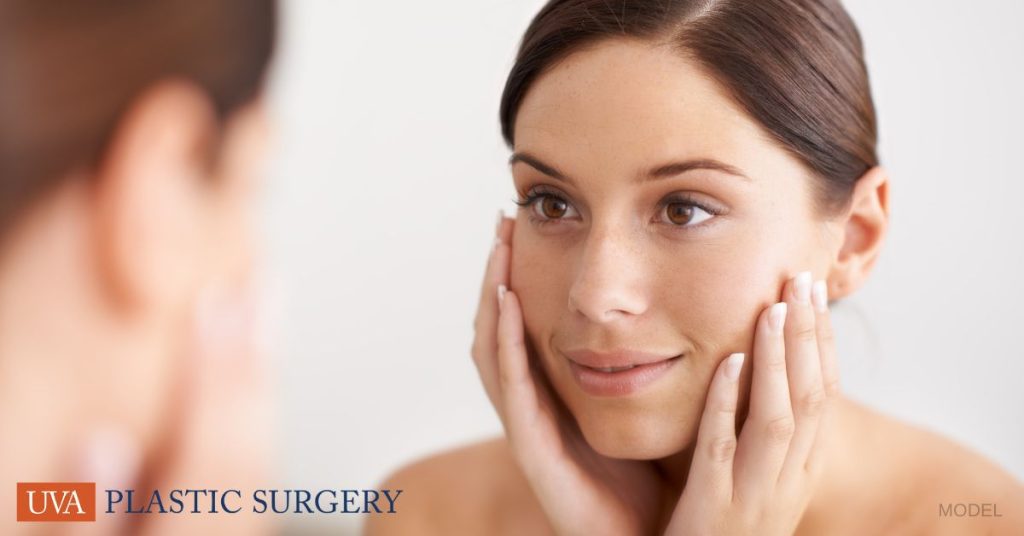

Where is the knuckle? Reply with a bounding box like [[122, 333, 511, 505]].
[[817, 326, 835, 346], [496, 352, 525, 389], [765, 414, 796, 442], [470, 339, 487, 364], [798, 388, 826, 417], [708, 436, 738, 463], [792, 324, 817, 344], [713, 397, 738, 417], [766, 354, 788, 374], [823, 377, 842, 397], [497, 363, 514, 388], [506, 336, 526, 356]]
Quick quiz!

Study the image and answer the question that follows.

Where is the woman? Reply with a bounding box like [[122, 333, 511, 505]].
[[370, 1, 1024, 534], [0, 1, 276, 534]]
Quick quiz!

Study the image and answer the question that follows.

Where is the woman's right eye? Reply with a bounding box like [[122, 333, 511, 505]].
[[517, 192, 579, 223]]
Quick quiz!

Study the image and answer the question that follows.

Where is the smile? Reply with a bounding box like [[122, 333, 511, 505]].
[[562, 349, 683, 397]]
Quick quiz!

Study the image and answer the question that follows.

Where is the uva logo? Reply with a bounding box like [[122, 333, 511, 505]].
[[16, 483, 96, 522]]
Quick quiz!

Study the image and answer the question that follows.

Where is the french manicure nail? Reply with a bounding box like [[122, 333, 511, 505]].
[[497, 284, 507, 306], [495, 209, 505, 236], [77, 427, 141, 491], [194, 285, 234, 357], [724, 353, 745, 380], [812, 280, 828, 313], [492, 236, 502, 253], [794, 271, 812, 304], [769, 302, 787, 331]]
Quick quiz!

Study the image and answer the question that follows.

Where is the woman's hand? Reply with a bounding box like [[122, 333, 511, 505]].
[[472, 214, 667, 536], [664, 272, 839, 535], [72, 280, 276, 536]]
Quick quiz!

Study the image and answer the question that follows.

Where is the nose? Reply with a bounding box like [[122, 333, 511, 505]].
[[567, 225, 648, 323]]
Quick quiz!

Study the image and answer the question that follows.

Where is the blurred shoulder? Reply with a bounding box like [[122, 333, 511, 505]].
[[913, 428, 1024, 535], [364, 436, 552, 536], [852, 400, 1024, 535]]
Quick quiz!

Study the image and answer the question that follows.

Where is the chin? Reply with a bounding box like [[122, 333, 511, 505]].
[[572, 407, 697, 460]]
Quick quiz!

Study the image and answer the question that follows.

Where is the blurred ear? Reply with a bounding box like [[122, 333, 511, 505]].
[[93, 79, 218, 315], [826, 166, 890, 300]]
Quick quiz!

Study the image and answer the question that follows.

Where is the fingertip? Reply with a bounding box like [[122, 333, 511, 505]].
[[496, 289, 530, 392], [498, 212, 515, 243], [812, 280, 829, 313], [496, 287, 524, 345], [768, 302, 787, 332], [77, 426, 141, 490], [499, 288, 525, 331], [792, 271, 813, 304], [723, 352, 745, 381]]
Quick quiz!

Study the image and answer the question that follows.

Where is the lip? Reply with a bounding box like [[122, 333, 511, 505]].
[[562, 349, 682, 397]]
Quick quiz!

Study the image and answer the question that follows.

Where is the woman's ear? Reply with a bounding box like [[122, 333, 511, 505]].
[[826, 166, 890, 300], [92, 79, 219, 315]]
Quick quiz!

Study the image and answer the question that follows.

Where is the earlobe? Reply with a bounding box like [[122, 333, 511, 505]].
[[826, 166, 890, 300], [92, 79, 218, 315]]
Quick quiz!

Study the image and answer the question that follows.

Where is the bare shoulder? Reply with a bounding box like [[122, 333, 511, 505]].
[[850, 400, 1024, 535], [364, 436, 553, 536], [910, 425, 1024, 535]]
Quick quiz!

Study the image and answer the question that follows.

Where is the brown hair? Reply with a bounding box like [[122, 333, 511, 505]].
[[499, 0, 878, 214], [0, 0, 276, 237]]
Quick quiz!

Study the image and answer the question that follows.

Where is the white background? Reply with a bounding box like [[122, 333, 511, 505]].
[[262, 1, 1024, 533]]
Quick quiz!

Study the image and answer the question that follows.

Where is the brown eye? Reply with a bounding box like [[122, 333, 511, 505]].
[[520, 190, 579, 223], [662, 200, 715, 227], [540, 196, 568, 219], [666, 202, 695, 225]]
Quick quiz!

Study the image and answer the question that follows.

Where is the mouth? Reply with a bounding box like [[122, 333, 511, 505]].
[[562, 349, 683, 397]]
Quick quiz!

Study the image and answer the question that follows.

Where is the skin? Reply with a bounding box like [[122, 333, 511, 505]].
[[368, 39, 1024, 535], [0, 80, 275, 535]]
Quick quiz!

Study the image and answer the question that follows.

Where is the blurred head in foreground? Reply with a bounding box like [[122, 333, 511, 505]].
[[0, 1, 277, 533]]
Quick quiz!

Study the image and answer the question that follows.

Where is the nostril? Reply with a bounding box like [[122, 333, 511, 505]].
[[568, 284, 647, 323]]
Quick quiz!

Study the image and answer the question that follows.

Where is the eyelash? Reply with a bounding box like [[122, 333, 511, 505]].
[[514, 186, 723, 229], [514, 186, 575, 227]]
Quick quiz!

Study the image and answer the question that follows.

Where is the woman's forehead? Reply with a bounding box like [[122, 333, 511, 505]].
[[516, 40, 778, 176], [513, 40, 796, 187]]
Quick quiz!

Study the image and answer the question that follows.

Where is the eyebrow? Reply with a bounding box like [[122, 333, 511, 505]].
[[509, 151, 751, 184]]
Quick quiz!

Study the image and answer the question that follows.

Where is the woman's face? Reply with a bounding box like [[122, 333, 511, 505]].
[[509, 38, 839, 459]]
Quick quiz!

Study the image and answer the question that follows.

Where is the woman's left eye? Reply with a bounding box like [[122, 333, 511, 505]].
[[659, 201, 715, 227]]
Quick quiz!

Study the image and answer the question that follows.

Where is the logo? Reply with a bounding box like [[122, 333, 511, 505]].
[[16, 482, 96, 522], [15, 484, 402, 521]]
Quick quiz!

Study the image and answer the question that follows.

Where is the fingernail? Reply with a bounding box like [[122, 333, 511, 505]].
[[769, 302, 787, 332], [77, 427, 141, 490], [492, 236, 502, 254], [194, 284, 252, 361], [497, 284, 507, 306], [195, 285, 229, 355], [793, 271, 812, 304], [724, 353, 745, 380], [495, 209, 505, 236], [812, 280, 829, 313]]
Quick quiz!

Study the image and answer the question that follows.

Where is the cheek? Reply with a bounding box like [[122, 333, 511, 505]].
[[509, 225, 571, 347], [654, 234, 792, 356]]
